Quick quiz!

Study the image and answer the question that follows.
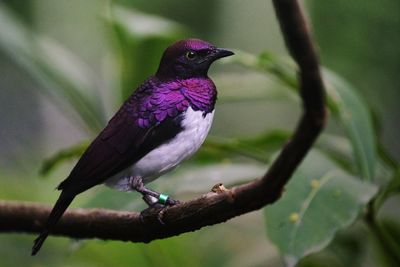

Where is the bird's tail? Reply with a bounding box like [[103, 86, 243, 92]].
[[31, 192, 75, 256]]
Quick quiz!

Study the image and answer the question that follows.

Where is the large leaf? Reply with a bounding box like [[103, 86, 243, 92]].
[[264, 151, 377, 266]]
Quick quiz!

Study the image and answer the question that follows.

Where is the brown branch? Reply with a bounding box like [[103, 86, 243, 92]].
[[0, 0, 327, 243]]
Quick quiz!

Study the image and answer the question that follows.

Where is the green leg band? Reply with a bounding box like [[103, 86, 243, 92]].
[[158, 194, 169, 205]]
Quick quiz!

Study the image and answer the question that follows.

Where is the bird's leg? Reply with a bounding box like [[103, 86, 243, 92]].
[[129, 176, 180, 206], [142, 195, 158, 206], [129, 176, 180, 225]]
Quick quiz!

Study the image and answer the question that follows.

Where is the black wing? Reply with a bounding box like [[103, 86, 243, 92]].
[[58, 79, 187, 195]]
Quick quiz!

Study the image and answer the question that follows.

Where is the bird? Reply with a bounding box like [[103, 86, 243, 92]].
[[31, 38, 234, 255]]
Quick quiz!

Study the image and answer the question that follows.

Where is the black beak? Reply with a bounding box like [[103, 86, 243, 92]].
[[213, 48, 234, 59]]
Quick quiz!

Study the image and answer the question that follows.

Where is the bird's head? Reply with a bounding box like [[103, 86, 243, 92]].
[[156, 38, 234, 79]]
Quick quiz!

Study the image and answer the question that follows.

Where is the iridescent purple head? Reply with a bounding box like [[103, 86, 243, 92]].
[[156, 39, 234, 79]]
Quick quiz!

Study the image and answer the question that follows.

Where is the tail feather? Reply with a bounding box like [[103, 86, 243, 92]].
[[32, 231, 49, 256], [31, 192, 75, 256]]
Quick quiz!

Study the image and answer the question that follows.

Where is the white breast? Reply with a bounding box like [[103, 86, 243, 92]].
[[105, 107, 214, 191]]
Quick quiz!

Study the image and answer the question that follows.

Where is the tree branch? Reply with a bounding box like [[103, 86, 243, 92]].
[[0, 0, 327, 243]]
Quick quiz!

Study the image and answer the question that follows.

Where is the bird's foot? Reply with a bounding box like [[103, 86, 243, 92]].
[[140, 195, 181, 225], [129, 176, 181, 224], [139, 197, 181, 225], [129, 176, 180, 206], [139, 203, 166, 225], [165, 197, 180, 206], [129, 176, 146, 193]]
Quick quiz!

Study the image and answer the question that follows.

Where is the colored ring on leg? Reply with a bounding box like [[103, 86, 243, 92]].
[[158, 194, 169, 205]]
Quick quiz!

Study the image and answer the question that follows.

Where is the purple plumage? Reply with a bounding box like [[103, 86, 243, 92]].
[[32, 38, 234, 255], [132, 77, 217, 129]]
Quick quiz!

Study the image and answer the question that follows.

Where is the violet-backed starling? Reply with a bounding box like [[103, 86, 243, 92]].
[[31, 38, 234, 255]]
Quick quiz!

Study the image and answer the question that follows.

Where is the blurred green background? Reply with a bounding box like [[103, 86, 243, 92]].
[[0, 1, 399, 266]]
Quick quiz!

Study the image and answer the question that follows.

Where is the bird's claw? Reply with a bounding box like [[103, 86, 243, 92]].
[[139, 197, 181, 225], [165, 197, 180, 206], [129, 176, 143, 190], [139, 204, 166, 225]]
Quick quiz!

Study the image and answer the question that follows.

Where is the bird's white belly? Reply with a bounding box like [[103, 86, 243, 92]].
[[105, 107, 214, 191]]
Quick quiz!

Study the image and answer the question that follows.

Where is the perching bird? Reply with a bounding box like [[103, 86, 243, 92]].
[[31, 38, 234, 255]]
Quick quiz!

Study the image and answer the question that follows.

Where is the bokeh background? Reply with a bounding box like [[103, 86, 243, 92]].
[[0, 1, 399, 266]]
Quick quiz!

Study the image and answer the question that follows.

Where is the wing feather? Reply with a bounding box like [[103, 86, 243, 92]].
[[58, 78, 184, 193]]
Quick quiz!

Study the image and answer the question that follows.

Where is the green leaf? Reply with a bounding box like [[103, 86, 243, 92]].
[[324, 70, 377, 182], [265, 151, 377, 266]]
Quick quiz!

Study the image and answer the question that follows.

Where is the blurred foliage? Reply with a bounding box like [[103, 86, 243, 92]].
[[310, 0, 400, 162], [229, 51, 377, 182], [0, 1, 399, 267], [0, 3, 105, 133], [110, 5, 189, 101]]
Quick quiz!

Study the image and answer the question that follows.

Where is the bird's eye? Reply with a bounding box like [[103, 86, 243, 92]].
[[185, 51, 197, 60]]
